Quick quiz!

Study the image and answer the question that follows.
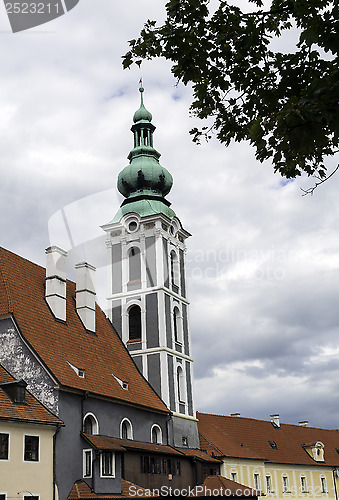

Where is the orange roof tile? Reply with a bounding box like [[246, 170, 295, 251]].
[[177, 448, 221, 463], [82, 433, 183, 456], [197, 412, 339, 467], [68, 479, 158, 498], [0, 246, 168, 414], [191, 475, 261, 497], [0, 365, 62, 425]]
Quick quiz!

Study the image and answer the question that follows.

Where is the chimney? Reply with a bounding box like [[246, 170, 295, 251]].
[[270, 414, 280, 428], [299, 421, 309, 427], [75, 262, 96, 332], [45, 246, 67, 321]]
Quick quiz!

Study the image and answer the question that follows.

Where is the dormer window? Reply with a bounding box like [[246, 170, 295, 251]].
[[302, 441, 325, 462], [0, 379, 27, 404]]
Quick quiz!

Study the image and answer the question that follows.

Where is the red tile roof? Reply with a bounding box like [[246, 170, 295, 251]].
[[0, 246, 168, 414], [0, 365, 62, 425], [82, 434, 183, 456], [190, 475, 261, 497], [177, 448, 221, 463], [197, 412, 339, 467], [68, 479, 158, 498]]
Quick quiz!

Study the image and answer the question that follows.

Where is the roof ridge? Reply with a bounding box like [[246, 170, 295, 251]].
[[0, 249, 13, 312]]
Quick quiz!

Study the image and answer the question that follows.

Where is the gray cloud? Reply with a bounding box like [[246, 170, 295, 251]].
[[0, 0, 338, 430]]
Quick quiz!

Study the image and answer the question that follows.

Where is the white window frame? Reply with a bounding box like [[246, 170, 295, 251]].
[[151, 424, 163, 444], [300, 476, 307, 493], [100, 451, 115, 478], [266, 475, 272, 493], [0, 431, 10, 461], [83, 412, 99, 435], [172, 305, 183, 344], [282, 475, 289, 493], [120, 418, 133, 440], [254, 472, 260, 490], [83, 449, 93, 478], [231, 471, 237, 482], [23, 433, 40, 463]]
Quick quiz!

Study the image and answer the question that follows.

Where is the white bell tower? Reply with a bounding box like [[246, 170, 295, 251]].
[[102, 87, 198, 448]]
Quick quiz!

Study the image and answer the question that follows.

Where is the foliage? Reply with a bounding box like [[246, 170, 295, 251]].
[[123, 0, 338, 182]]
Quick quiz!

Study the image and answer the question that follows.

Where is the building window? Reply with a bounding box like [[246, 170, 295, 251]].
[[83, 413, 99, 435], [173, 306, 182, 344], [101, 451, 115, 477], [24, 497, 39, 500], [0, 494, 6, 500], [0, 433, 9, 460], [120, 418, 133, 440], [128, 247, 141, 283], [83, 449, 92, 478], [128, 305, 142, 341], [24, 435, 39, 462], [140, 456, 180, 475], [170, 251, 180, 290], [177, 366, 186, 403], [254, 473, 260, 490], [301, 476, 307, 493], [282, 476, 289, 493], [266, 475, 272, 493], [231, 472, 237, 482], [182, 436, 188, 447], [321, 477, 327, 493], [151, 425, 162, 444]]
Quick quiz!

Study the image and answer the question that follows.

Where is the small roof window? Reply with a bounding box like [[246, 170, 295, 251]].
[[268, 440, 278, 449], [0, 379, 27, 404], [112, 374, 128, 390], [67, 361, 85, 378]]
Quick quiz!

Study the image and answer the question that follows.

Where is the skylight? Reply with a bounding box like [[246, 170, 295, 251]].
[[67, 361, 85, 378], [112, 374, 128, 390]]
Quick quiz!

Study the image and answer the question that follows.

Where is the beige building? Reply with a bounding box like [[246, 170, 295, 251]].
[[198, 412, 339, 499], [0, 365, 62, 500]]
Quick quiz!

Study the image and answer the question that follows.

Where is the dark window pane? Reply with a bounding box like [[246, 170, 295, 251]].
[[102, 451, 113, 476], [129, 305, 141, 340], [84, 416, 93, 434], [0, 433, 9, 460], [24, 435, 39, 461], [129, 247, 141, 282]]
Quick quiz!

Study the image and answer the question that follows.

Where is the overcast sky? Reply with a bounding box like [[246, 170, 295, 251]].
[[1, 0, 338, 430]]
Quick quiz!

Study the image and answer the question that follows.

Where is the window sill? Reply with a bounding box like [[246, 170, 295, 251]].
[[127, 338, 141, 343]]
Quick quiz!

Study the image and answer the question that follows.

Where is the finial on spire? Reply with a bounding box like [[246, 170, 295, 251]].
[[139, 78, 144, 105]]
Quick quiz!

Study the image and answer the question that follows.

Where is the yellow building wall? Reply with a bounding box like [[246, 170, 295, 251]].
[[0, 421, 56, 499], [222, 457, 339, 499]]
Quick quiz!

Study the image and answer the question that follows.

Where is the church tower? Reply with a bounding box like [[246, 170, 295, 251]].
[[102, 87, 198, 448]]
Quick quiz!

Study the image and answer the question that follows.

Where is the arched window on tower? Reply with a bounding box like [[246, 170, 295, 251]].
[[173, 306, 182, 344], [128, 305, 142, 341], [177, 366, 186, 404], [128, 247, 141, 284], [170, 251, 180, 292]]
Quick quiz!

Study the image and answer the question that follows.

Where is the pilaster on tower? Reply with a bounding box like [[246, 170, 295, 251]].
[[102, 86, 198, 448]]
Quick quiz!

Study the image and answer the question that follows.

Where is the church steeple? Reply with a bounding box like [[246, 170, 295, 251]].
[[102, 87, 199, 449], [113, 86, 175, 223]]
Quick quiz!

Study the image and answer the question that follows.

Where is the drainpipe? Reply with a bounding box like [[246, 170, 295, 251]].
[[81, 390, 89, 430], [333, 469, 339, 500], [53, 424, 62, 500]]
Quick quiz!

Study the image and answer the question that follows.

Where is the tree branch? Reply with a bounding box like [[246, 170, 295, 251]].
[[300, 164, 339, 196]]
